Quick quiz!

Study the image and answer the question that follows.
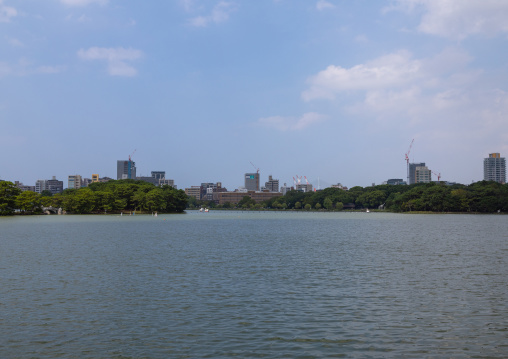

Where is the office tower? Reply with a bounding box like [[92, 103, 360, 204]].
[[68, 175, 82, 189], [117, 160, 136, 180], [265, 175, 280, 192], [245, 173, 260, 191], [151, 171, 165, 180], [36, 176, 63, 194], [409, 162, 425, 184], [415, 166, 431, 183], [484, 153, 506, 183]]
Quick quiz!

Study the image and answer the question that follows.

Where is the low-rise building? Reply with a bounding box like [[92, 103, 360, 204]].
[[216, 191, 282, 205], [185, 186, 201, 200], [15, 181, 35, 192]]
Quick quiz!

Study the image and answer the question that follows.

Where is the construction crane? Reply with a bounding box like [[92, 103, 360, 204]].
[[405, 139, 414, 184], [129, 149, 137, 162], [249, 161, 259, 174], [432, 171, 441, 182]]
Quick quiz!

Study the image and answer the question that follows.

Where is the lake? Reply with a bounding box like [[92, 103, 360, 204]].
[[1, 211, 507, 358]]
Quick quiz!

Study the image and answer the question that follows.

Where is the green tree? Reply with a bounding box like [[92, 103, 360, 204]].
[[335, 202, 344, 211], [0, 181, 22, 215], [304, 203, 312, 210], [356, 190, 386, 209], [238, 196, 256, 208], [40, 190, 53, 197], [315, 203, 322, 210], [295, 201, 302, 209], [324, 197, 333, 210], [15, 191, 42, 214]]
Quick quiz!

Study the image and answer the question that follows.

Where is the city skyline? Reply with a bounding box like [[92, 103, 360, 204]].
[[3, 151, 507, 191], [1, 1, 508, 189]]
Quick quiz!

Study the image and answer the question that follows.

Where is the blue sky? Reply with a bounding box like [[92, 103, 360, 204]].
[[1, 0, 508, 190]]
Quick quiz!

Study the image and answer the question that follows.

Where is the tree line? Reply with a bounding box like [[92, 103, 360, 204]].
[[0, 179, 187, 215], [192, 181, 508, 213], [2, 180, 507, 215]]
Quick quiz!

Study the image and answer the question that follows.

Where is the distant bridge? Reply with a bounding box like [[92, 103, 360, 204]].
[[42, 207, 62, 215]]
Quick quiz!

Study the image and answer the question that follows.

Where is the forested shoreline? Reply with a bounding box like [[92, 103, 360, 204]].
[[198, 181, 508, 213], [1, 180, 507, 215], [0, 179, 187, 215]]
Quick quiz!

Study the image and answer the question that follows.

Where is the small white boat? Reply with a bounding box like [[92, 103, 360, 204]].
[[366, 209, 370, 213], [204, 208, 209, 212]]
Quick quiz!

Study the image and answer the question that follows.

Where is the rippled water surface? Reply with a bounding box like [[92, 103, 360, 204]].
[[1, 211, 508, 358]]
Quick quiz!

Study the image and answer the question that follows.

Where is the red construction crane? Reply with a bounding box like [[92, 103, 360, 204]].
[[129, 149, 136, 162], [432, 171, 441, 182]]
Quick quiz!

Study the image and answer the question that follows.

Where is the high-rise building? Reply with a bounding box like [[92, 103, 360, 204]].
[[245, 173, 260, 191], [409, 162, 426, 184], [92, 174, 100, 182], [151, 171, 165, 180], [484, 153, 506, 183], [265, 175, 279, 192], [68, 174, 82, 189], [117, 160, 136, 180], [36, 176, 63, 194], [415, 166, 431, 183]]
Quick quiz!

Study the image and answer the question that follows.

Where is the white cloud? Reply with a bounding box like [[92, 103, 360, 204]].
[[77, 47, 143, 77], [302, 48, 508, 157], [387, 0, 508, 40], [189, 1, 236, 27], [257, 112, 326, 132], [60, 0, 107, 6], [0, 0, 17, 23], [302, 50, 422, 101], [316, 0, 335, 11]]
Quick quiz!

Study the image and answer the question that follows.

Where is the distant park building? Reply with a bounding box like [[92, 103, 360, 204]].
[[245, 173, 260, 191], [117, 159, 136, 180], [484, 153, 506, 183], [415, 166, 432, 183], [408, 162, 426, 184], [265, 175, 279, 192]]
